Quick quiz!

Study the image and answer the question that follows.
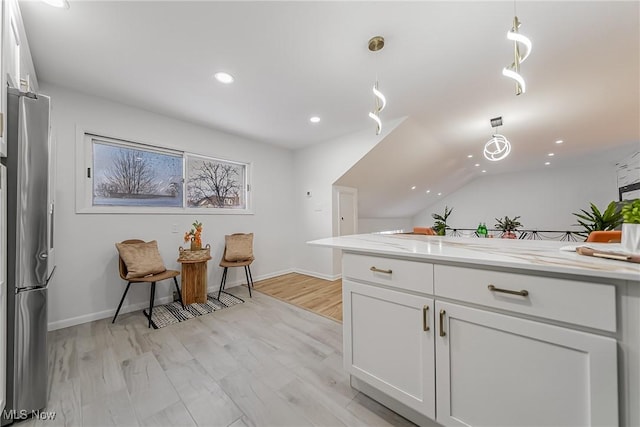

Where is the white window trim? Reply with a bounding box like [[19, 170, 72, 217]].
[[75, 126, 253, 215]]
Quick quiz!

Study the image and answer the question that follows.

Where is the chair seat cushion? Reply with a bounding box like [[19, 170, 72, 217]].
[[129, 269, 179, 282], [115, 240, 167, 279], [220, 257, 254, 268]]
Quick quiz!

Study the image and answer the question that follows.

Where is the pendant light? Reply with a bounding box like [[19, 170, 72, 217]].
[[502, 4, 532, 95], [484, 116, 511, 161], [368, 36, 386, 135]]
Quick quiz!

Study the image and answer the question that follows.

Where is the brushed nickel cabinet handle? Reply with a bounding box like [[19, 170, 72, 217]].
[[370, 266, 392, 274], [439, 309, 446, 337], [488, 284, 529, 297], [423, 305, 430, 331]]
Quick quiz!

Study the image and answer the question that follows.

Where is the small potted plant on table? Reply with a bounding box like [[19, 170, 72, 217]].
[[621, 199, 640, 253], [572, 201, 623, 240], [432, 206, 453, 236], [495, 215, 522, 239]]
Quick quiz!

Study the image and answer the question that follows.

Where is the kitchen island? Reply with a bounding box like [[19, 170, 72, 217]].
[[309, 234, 640, 427]]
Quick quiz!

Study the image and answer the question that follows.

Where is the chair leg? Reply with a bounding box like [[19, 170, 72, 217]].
[[112, 282, 132, 324], [174, 277, 184, 308], [247, 265, 254, 288], [218, 267, 228, 300], [148, 282, 156, 328], [244, 266, 252, 298]]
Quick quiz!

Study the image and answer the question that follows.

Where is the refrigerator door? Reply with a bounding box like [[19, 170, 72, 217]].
[[14, 287, 47, 412], [11, 91, 50, 289]]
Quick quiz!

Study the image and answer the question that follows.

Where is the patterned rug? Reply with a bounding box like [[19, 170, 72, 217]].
[[143, 291, 244, 329]]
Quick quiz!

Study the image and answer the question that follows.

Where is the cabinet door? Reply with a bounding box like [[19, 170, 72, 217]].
[[435, 301, 618, 427], [343, 280, 435, 417]]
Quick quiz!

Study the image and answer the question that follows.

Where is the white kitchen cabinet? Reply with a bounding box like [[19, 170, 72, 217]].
[[435, 300, 618, 426], [343, 279, 435, 418], [338, 250, 622, 427], [3, 0, 37, 93]]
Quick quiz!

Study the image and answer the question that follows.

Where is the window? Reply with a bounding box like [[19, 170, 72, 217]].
[[77, 132, 252, 214], [186, 155, 247, 209], [92, 140, 183, 207]]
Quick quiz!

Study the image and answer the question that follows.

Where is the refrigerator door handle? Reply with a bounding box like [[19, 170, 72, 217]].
[[45, 266, 56, 286]]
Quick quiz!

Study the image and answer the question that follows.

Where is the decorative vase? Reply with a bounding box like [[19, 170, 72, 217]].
[[621, 223, 640, 254], [190, 239, 202, 251], [502, 231, 517, 239]]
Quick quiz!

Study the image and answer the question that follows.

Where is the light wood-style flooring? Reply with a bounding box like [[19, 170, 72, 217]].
[[27, 286, 414, 427], [253, 273, 342, 322]]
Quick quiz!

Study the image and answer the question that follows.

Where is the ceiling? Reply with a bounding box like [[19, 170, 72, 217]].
[[21, 1, 640, 218]]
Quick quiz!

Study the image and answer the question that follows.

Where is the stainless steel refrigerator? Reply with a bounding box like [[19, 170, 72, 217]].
[[0, 88, 54, 425]]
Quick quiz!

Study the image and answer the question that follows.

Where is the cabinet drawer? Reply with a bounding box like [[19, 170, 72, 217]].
[[434, 265, 616, 332], [343, 253, 433, 294]]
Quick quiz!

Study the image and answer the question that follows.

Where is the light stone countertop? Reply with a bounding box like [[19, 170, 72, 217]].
[[308, 233, 640, 282]]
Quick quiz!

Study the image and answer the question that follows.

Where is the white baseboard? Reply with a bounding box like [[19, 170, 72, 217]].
[[292, 268, 341, 281], [48, 268, 295, 331], [206, 268, 294, 292], [47, 294, 175, 331]]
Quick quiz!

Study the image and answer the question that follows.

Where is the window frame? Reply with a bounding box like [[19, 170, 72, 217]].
[[75, 127, 253, 215], [185, 153, 249, 210]]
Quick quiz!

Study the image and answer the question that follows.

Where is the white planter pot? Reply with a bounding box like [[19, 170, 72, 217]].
[[621, 223, 640, 254]]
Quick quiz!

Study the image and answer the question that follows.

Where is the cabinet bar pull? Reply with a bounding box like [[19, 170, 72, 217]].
[[488, 284, 529, 297], [423, 305, 430, 331], [370, 266, 392, 274], [439, 309, 446, 337]]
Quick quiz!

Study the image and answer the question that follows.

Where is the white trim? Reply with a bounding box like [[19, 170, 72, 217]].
[[47, 294, 175, 331], [293, 268, 341, 282], [207, 268, 295, 292], [47, 268, 295, 331], [75, 125, 254, 215]]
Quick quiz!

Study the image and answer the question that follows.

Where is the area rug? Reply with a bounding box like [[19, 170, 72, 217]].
[[143, 291, 244, 329]]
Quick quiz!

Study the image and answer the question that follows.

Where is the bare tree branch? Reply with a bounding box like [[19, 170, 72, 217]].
[[104, 150, 158, 195], [188, 161, 242, 207]]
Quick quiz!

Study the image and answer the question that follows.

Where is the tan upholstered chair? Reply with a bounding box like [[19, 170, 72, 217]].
[[113, 239, 183, 328], [218, 233, 254, 299], [586, 230, 622, 243]]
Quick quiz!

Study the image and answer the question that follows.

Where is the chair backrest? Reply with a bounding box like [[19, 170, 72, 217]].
[[118, 239, 145, 280], [413, 226, 436, 235], [586, 230, 622, 243]]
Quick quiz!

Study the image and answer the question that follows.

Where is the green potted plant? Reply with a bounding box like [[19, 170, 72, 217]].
[[495, 215, 522, 239], [572, 202, 623, 239], [432, 206, 453, 236], [621, 199, 640, 253]]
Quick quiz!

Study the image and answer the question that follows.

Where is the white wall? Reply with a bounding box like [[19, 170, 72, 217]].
[[43, 83, 295, 330], [412, 155, 623, 233], [359, 217, 412, 234], [292, 118, 404, 279]]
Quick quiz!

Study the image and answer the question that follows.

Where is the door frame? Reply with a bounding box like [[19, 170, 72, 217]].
[[332, 185, 358, 237]]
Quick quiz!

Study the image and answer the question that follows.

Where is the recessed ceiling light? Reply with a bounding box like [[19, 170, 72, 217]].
[[411, 186, 416, 190], [548, 153, 555, 157], [437, 192, 442, 196], [426, 190, 431, 194], [214, 72, 234, 84], [545, 161, 551, 165], [555, 140, 564, 144], [42, 0, 69, 8], [482, 169, 487, 173], [467, 154, 473, 158], [475, 163, 480, 167], [309, 116, 321, 123]]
